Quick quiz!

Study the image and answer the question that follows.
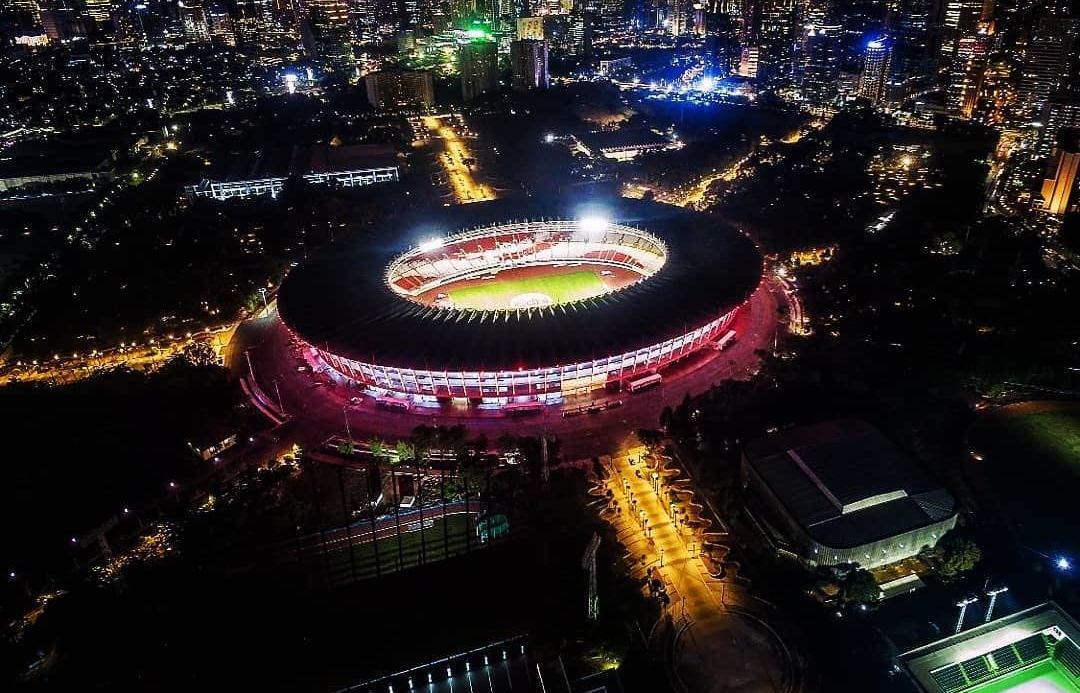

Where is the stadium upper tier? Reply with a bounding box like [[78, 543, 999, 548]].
[[277, 197, 762, 374]]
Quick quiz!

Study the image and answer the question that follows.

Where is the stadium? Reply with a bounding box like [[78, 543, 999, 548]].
[[900, 603, 1080, 693], [276, 197, 763, 409]]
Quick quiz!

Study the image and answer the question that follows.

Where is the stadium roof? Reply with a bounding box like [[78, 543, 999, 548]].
[[204, 144, 397, 183], [277, 197, 762, 372], [743, 419, 956, 549]]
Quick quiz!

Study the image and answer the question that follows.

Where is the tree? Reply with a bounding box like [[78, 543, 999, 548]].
[[934, 534, 982, 581], [841, 569, 880, 605], [181, 341, 218, 367], [637, 429, 664, 451]]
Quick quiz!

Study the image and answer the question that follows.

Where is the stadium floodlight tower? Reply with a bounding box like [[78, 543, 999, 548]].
[[955, 595, 979, 634], [984, 585, 1009, 622], [577, 214, 609, 235]]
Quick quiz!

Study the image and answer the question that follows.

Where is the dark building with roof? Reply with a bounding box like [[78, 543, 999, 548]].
[[741, 419, 957, 569], [185, 144, 399, 201]]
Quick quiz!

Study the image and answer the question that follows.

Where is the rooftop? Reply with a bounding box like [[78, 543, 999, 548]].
[[204, 144, 397, 183], [744, 419, 956, 549]]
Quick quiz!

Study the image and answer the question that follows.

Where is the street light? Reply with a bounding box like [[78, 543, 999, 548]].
[[1057, 556, 1072, 571], [660, 547, 665, 567]]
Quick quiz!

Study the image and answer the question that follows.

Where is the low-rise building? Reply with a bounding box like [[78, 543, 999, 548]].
[[185, 144, 399, 201], [741, 419, 957, 569]]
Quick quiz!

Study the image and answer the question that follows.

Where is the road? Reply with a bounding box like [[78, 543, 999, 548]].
[[226, 279, 780, 459], [422, 114, 496, 204], [599, 447, 801, 693]]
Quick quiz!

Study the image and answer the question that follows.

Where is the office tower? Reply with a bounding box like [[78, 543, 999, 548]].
[[82, 0, 113, 24], [510, 38, 549, 89], [1017, 18, 1079, 119], [206, 2, 235, 44], [737, 45, 759, 77], [1041, 93, 1080, 157], [886, 0, 935, 102], [308, 0, 354, 67], [946, 32, 989, 117], [40, 1, 83, 41], [1041, 128, 1080, 215], [858, 38, 892, 104], [797, 21, 841, 106], [459, 37, 499, 101], [756, 0, 796, 82], [365, 69, 435, 108], [179, 0, 210, 41], [517, 15, 544, 39]]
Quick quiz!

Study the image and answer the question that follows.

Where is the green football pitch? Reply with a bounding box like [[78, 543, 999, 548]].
[[968, 661, 1079, 693], [448, 269, 606, 309]]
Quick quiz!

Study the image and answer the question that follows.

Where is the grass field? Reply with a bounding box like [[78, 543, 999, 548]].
[[971, 402, 1080, 562], [969, 661, 1079, 693], [1005, 410, 1080, 469], [448, 269, 606, 310]]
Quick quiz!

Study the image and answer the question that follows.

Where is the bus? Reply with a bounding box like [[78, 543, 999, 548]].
[[375, 395, 413, 412], [504, 400, 544, 416], [627, 373, 662, 393], [716, 329, 737, 351]]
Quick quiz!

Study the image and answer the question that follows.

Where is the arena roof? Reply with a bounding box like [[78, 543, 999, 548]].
[[277, 197, 762, 372], [743, 419, 956, 549]]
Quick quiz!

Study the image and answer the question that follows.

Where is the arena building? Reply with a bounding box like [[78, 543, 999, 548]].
[[741, 419, 957, 569], [900, 602, 1080, 693], [276, 197, 763, 409]]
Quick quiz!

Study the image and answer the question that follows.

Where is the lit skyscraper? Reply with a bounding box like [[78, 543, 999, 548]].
[[797, 21, 841, 106], [510, 38, 549, 90], [459, 36, 499, 101], [858, 38, 892, 104], [1017, 17, 1079, 119]]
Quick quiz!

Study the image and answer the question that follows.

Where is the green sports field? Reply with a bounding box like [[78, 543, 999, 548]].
[[448, 269, 606, 310], [968, 660, 1079, 693]]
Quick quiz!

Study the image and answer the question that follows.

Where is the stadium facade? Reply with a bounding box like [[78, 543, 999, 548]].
[[741, 419, 957, 569], [276, 198, 763, 408], [900, 602, 1080, 693]]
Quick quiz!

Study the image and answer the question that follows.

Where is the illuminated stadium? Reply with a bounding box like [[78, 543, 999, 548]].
[[901, 603, 1080, 693], [276, 197, 763, 408]]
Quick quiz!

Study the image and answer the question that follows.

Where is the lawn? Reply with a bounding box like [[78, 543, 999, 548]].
[[970, 402, 1080, 562], [1006, 410, 1080, 472], [449, 269, 605, 309]]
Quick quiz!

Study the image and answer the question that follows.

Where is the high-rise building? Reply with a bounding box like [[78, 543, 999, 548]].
[[206, 2, 235, 45], [307, 0, 354, 68], [946, 32, 989, 118], [517, 15, 544, 39], [756, 0, 797, 82], [1017, 17, 1079, 119], [365, 69, 435, 108], [510, 38, 549, 90], [737, 45, 760, 78], [858, 38, 892, 104], [459, 37, 499, 101], [1041, 129, 1080, 215], [1041, 93, 1080, 157], [179, 0, 210, 42], [797, 21, 841, 106]]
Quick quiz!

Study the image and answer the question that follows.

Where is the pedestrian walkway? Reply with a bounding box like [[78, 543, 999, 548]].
[[596, 445, 800, 693]]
